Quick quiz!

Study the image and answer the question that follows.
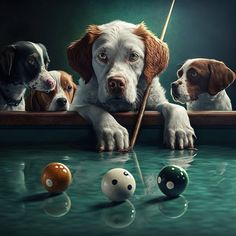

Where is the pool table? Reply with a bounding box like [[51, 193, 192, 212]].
[[0, 111, 236, 236]]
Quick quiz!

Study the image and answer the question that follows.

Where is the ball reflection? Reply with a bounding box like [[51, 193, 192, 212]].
[[159, 195, 188, 219], [101, 200, 136, 229], [42, 192, 71, 217]]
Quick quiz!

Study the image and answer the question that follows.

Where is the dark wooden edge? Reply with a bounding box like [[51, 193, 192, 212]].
[[0, 111, 236, 127]]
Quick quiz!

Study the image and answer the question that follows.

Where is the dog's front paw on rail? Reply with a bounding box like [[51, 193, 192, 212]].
[[95, 116, 129, 152], [161, 103, 196, 150]]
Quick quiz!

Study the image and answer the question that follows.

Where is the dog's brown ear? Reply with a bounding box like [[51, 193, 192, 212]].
[[25, 91, 42, 112], [67, 25, 101, 83], [0, 45, 16, 77], [133, 23, 169, 83], [208, 60, 236, 96]]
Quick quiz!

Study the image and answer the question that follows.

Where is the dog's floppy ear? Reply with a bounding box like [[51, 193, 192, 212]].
[[0, 45, 16, 77], [25, 91, 43, 112], [67, 25, 101, 83], [133, 22, 169, 83], [208, 60, 236, 96]]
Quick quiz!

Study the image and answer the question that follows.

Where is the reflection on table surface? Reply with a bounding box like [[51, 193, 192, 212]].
[[0, 144, 235, 236]]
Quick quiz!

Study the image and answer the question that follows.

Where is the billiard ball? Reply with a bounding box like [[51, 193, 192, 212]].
[[101, 168, 136, 202], [41, 162, 72, 193], [157, 165, 189, 197]]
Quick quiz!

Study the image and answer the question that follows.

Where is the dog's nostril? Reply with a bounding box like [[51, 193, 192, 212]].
[[119, 82, 125, 88], [56, 98, 67, 107], [109, 81, 117, 88]]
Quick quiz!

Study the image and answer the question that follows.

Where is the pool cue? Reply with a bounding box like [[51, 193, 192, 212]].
[[129, 0, 175, 150]]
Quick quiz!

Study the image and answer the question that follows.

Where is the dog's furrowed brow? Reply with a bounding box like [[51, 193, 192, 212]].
[[124, 44, 144, 54]]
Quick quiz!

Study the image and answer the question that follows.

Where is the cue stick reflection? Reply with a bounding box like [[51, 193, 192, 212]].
[[130, 150, 145, 186], [129, 0, 176, 150]]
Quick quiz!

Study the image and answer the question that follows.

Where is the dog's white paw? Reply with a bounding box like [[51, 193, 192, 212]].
[[162, 104, 196, 150], [95, 114, 129, 151]]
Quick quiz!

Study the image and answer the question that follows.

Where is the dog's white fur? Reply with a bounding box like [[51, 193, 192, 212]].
[[187, 91, 232, 111], [70, 21, 195, 150]]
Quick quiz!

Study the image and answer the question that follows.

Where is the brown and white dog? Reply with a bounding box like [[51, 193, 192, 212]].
[[26, 70, 77, 111], [67, 20, 195, 151], [171, 58, 236, 111]]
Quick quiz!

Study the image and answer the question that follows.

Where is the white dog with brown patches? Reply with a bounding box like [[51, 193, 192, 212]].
[[68, 20, 195, 151], [171, 58, 236, 111]]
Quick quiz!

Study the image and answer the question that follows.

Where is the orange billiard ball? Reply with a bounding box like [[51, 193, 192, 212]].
[[41, 163, 72, 193]]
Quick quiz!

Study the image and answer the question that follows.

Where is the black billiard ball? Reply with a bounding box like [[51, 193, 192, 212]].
[[157, 165, 189, 197]]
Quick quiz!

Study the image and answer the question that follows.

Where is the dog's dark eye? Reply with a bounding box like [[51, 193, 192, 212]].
[[188, 68, 198, 78], [97, 52, 108, 63], [67, 85, 72, 92], [27, 56, 36, 66], [129, 52, 139, 62], [187, 68, 199, 84]]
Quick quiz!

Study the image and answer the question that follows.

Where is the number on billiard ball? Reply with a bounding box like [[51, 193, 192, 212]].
[[101, 168, 136, 202], [157, 165, 189, 197], [41, 162, 72, 193]]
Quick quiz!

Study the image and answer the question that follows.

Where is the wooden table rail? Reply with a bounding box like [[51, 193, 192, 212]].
[[0, 111, 236, 127]]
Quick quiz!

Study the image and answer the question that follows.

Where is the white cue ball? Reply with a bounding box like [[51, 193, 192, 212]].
[[101, 168, 136, 202]]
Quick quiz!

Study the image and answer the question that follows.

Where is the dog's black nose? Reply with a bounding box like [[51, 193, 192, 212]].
[[108, 76, 126, 95], [56, 97, 67, 107]]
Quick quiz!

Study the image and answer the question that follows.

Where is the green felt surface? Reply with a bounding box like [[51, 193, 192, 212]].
[[0, 144, 236, 236]]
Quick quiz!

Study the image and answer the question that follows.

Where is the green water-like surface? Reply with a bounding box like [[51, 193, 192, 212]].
[[0, 144, 235, 236]]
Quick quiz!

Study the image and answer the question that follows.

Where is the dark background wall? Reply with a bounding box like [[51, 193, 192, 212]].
[[1, 0, 236, 109]]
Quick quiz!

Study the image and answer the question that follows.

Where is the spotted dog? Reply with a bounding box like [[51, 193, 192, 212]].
[[0, 41, 56, 111]]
